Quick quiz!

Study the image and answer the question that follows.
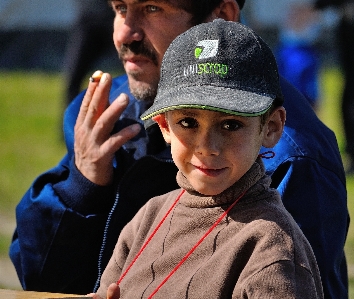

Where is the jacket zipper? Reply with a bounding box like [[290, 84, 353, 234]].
[[93, 155, 174, 292]]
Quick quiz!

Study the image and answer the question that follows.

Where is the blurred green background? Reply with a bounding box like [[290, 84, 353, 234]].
[[0, 69, 352, 297]]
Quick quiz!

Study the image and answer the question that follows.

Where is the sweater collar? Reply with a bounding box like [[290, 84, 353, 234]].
[[177, 157, 269, 208]]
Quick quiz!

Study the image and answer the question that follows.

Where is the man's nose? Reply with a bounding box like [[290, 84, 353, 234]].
[[114, 13, 143, 45]]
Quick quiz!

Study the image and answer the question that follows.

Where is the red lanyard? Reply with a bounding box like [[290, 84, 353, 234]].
[[117, 188, 246, 298]]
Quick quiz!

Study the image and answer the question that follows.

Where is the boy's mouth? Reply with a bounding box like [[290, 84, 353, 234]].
[[195, 166, 226, 177]]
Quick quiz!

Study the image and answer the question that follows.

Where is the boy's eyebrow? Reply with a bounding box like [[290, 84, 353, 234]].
[[176, 109, 248, 119], [174, 110, 199, 117]]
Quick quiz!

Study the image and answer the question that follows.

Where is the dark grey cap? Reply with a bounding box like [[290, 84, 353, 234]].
[[141, 19, 283, 122]]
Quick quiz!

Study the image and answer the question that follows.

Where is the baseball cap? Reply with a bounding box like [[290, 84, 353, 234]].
[[141, 19, 283, 123]]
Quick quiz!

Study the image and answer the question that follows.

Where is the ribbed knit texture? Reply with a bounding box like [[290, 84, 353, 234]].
[[97, 159, 323, 298]]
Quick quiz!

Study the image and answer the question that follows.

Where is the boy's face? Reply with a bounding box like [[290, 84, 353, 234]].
[[154, 109, 271, 196]]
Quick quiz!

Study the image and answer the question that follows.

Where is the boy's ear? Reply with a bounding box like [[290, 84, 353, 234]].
[[262, 107, 286, 148], [152, 114, 171, 144]]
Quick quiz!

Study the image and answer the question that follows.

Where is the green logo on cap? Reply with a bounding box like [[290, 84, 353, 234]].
[[195, 47, 203, 59], [185, 40, 228, 78], [194, 40, 219, 59]]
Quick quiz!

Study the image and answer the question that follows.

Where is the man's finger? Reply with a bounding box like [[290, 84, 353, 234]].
[[91, 93, 130, 142], [76, 70, 103, 126], [101, 123, 141, 158], [84, 73, 112, 128]]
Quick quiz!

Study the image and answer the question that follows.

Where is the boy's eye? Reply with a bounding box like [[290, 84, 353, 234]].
[[222, 120, 241, 131], [177, 117, 198, 128]]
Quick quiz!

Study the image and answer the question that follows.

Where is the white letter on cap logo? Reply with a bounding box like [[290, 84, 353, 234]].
[[195, 40, 219, 59]]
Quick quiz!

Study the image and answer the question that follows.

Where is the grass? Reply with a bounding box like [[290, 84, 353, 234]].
[[0, 69, 352, 296], [0, 71, 66, 213], [318, 67, 354, 298], [0, 72, 66, 282]]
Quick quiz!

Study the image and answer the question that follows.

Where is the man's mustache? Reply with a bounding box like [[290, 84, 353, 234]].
[[119, 41, 158, 66]]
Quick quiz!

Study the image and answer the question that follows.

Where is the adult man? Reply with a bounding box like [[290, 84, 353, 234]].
[[10, 0, 349, 298]]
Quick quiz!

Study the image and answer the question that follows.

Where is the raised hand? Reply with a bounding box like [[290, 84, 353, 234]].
[[74, 71, 141, 186]]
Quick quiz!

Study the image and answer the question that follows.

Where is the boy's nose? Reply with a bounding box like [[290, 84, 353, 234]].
[[195, 130, 221, 156]]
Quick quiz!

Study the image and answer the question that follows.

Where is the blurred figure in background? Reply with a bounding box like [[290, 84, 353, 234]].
[[315, 0, 354, 172], [275, 2, 322, 110], [63, 0, 116, 106]]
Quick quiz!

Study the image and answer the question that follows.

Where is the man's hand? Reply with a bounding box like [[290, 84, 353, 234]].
[[74, 71, 141, 186], [87, 283, 120, 299]]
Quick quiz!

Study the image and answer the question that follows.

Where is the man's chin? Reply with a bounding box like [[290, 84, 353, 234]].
[[128, 76, 158, 103]]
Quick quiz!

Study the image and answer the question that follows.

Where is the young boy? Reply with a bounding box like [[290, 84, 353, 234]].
[[94, 19, 323, 299]]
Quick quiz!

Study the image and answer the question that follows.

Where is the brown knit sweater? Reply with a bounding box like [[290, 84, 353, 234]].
[[97, 159, 323, 298]]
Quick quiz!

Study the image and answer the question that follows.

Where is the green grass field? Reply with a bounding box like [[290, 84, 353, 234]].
[[0, 69, 352, 296]]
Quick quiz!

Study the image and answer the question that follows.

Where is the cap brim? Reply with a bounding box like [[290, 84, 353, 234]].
[[141, 85, 274, 121]]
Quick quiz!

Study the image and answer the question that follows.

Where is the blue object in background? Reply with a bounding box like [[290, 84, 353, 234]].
[[276, 43, 320, 107]]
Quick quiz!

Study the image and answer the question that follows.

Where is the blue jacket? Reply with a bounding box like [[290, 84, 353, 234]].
[[10, 75, 349, 298]]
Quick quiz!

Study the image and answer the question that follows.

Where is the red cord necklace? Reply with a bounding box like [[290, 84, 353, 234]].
[[117, 188, 247, 298]]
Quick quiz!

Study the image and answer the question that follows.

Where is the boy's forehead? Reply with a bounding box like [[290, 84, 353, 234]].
[[168, 109, 253, 119]]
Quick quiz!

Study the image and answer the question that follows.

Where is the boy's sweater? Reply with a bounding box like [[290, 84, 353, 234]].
[[97, 159, 323, 299]]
